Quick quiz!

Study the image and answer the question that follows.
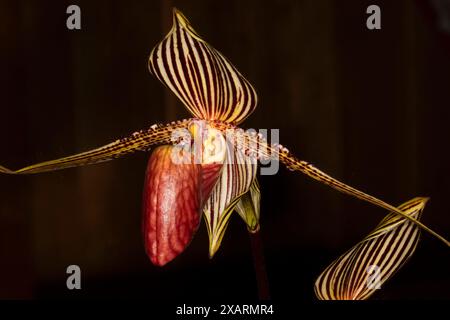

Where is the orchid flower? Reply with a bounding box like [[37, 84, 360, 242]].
[[1, 9, 448, 268], [315, 197, 428, 300]]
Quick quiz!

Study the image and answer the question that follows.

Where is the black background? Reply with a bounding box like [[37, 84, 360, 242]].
[[0, 0, 449, 302]]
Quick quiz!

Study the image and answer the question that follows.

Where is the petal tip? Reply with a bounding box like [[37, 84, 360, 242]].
[[0, 165, 13, 174], [247, 223, 260, 234], [420, 196, 430, 203], [172, 7, 190, 28], [150, 250, 181, 266], [208, 239, 222, 259]]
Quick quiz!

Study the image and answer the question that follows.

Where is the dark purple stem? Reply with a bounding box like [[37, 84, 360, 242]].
[[249, 227, 270, 300]]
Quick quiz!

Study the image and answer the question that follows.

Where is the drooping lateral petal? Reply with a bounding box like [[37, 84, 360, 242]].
[[232, 127, 449, 246], [148, 9, 258, 124], [278, 149, 448, 246], [203, 139, 258, 257], [142, 145, 202, 266], [0, 120, 190, 174], [314, 197, 428, 300], [235, 178, 261, 232]]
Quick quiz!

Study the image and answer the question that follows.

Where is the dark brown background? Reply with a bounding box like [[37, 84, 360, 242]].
[[0, 0, 449, 300]]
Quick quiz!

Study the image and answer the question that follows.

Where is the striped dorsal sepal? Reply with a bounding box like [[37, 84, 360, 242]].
[[148, 8, 258, 124]]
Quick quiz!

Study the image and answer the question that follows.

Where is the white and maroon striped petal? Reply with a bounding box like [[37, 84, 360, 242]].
[[314, 197, 428, 300], [148, 9, 257, 124]]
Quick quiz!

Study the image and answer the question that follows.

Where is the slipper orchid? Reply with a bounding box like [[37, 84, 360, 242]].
[[1, 9, 448, 268], [315, 197, 428, 300]]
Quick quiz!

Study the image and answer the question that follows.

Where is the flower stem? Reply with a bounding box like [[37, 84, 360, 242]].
[[249, 226, 270, 300]]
